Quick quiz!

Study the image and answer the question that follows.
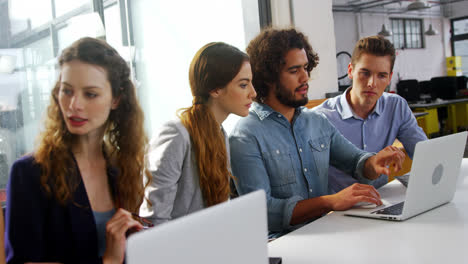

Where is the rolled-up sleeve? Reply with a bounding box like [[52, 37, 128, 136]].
[[230, 132, 302, 233]]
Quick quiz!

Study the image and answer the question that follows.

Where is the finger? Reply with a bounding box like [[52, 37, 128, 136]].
[[354, 196, 382, 205], [390, 156, 401, 172], [394, 153, 405, 171], [378, 155, 394, 167], [108, 209, 129, 223], [348, 184, 380, 197], [356, 195, 383, 206], [345, 183, 379, 198], [107, 208, 136, 228], [367, 186, 381, 199], [374, 165, 391, 176], [107, 216, 130, 237], [352, 188, 381, 200], [387, 146, 397, 152], [351, 195, 381, 206], [107, 211, 137, 234], [106, 214, 128, 231], [108, 216, 144, 237]]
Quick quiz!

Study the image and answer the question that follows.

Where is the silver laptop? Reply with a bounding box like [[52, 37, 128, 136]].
[[126, 190, 269, 264], [345, 131, 467, 221]]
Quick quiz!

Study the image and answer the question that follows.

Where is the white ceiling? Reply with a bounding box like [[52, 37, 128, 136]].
[[332, 0, 467, 17]]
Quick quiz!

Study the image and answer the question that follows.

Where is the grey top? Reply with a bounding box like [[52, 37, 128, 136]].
[[92, 208, 116, 257], [140, 119, 230, 225]]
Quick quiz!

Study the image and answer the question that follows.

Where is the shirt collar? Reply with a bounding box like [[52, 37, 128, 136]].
[[339, 87, 382, 120], [251, 102, 305, 121], [339, 88, 355, 119]]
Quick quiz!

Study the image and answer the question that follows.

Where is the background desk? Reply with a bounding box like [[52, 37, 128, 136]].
[[410, 98, 468, 136], [268, 158, 468, 264]]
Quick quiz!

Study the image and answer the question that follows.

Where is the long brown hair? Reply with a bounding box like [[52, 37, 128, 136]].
[[34, 37, 151, 213], [180, 42, 248, 206]]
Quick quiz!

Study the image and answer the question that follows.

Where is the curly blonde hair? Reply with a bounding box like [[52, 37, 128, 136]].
[[34, 37, 151, 213]]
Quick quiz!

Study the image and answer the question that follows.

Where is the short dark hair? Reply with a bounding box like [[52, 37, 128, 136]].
[[351, 35, 396, 72], [246, 28, 319, 101]]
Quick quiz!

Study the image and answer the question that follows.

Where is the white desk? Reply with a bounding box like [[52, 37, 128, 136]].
[[268, 158, 468, 264]]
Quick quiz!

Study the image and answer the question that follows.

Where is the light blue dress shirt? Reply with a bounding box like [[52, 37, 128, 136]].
[[313, 89, 427, 193], [229, 102, 373, 236]]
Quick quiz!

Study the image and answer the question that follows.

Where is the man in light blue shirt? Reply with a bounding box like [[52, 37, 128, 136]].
[[229, 28, 405, 237], [314, 35, 427, 193]]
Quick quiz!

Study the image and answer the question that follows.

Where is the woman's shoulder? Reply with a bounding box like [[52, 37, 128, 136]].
[[11, 154, 40, 174], [8, 154, 42, 191], [151, 119, 191, 143], [148, 119, 191, 157]]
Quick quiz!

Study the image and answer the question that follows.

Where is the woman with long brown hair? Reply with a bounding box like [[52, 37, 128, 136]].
[[5, 37, 151, 264], [141, 42, 256, 224]]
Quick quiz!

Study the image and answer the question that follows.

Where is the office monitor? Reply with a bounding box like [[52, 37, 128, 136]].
[[431, 76, 458, 100], [418, 80, 437, 101], [397, 79, 420, 102], [457, 76, 468, 97]]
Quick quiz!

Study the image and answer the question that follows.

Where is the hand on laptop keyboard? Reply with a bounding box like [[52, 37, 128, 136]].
[[353, 202, 378, 208]]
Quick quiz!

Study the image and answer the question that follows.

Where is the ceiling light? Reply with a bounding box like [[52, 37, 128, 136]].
[[407, 0, 429, 11], [378, 24, 392, 37], [0, 55, 16, 74], [425, 24, 438, 35]]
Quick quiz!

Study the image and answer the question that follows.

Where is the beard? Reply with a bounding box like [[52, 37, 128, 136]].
[[275, 82, 309, 108]]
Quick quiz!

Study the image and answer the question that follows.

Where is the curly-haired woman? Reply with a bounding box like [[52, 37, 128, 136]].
[[5, 37, 151, 264]]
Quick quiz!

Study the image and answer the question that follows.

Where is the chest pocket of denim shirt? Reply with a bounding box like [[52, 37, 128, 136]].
[[308, 136, 331, 177], [263, 150, 296, 187]]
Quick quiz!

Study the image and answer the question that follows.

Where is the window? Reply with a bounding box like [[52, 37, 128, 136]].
[[451, 16, 468, 76], [0, 0, 100, 203], [0, 0, 259, 204], [390, 18, 424, 49]]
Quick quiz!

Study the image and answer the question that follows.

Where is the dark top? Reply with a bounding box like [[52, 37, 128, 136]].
[[5, 155, 118, 264]]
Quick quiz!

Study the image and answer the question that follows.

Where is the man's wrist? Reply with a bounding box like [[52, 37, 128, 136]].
[[364, 156, 379, 180], [320, 195, 335, 211]]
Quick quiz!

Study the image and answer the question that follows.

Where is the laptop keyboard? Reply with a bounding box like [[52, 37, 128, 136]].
[[395, 174, 409, 187], [371, 202, 404, 215]]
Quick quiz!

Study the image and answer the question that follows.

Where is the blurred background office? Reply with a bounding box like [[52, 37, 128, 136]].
[[0, 0, 467, 205]]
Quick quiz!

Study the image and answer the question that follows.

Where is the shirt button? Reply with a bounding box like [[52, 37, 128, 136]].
[[304, 168, 308, 172], [299, 148, 303, 152], [320, 144, 324, 149], [276, 150, 280, 154], [277, 114, 281, 118], [364, 144, 367, 148], [309, 188, 313, 193]]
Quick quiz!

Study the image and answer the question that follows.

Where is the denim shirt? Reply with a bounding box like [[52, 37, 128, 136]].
[[313, 89, 427, 193], [229, 102, 373, 235]]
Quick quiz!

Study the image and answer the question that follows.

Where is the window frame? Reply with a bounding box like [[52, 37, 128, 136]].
[[451, 16, 468, 56], [0, 0, 130, 204], [390, 17, 425, 49]]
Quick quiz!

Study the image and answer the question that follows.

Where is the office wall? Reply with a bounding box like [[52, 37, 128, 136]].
[[333, 12, 448, 92], [130, 0, 259, 134], [443, 1, 468, 18], [271, 0, 339, 99], [292, 0, 339, 99]]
